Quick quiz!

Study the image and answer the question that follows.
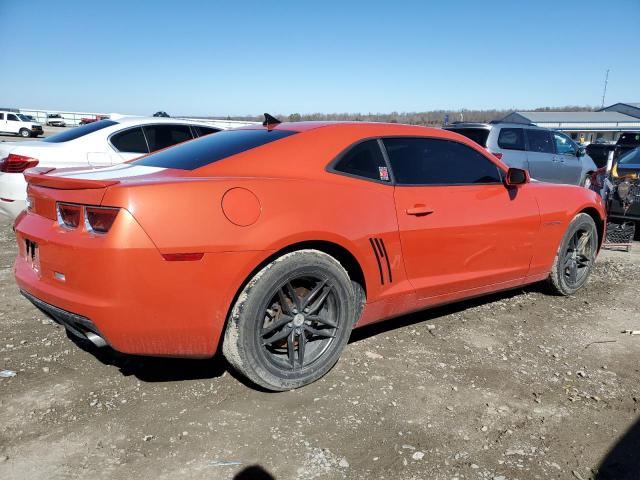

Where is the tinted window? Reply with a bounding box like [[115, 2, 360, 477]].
[[383, 137, 502, 185], [134, 129, 297, 170], [553, 132, 576, 155], [497, 128, 525, 150], [193, 126, 220, 137], [445, 128, 490, 147], [618, 147, 640, 166], [43, 120, 118, 143], [333, 140, 389, 182], [0, 113, 4, 120], [526, 129, 554, 153], [110, 127, 148, 154], [619, 133, 640, 146], [143, 124, 193, 152], [7, 114, 19, 121]]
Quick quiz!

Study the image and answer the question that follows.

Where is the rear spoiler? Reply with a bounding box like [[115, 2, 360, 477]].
[[24, 168, 120, 190]]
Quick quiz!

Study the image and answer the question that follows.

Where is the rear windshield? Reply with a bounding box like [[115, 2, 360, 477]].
[[43, 120, 118, 143], [618, 147, 640, 166], [445, 128, 490, 147], [618, 133, 640, 146], [133, 128, 297, 170]]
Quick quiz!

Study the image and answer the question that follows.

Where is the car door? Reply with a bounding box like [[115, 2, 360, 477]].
[[6, 113, 21, 134], [552, 131, 583, 184], [0, 113, 5, 132], [525, 129, 557, 182], [109, 126, 150, 162], [384, 137, 540, 300]]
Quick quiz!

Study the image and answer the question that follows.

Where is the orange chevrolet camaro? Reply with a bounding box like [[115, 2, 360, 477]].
[[14, 118, 606, 390]]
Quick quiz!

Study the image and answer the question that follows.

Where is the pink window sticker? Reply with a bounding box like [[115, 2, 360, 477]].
[[379, 166, 390, 181]]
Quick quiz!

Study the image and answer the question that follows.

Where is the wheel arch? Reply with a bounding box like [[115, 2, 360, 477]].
[[217, 239, 368, 355], [578, 207, 605, 250]]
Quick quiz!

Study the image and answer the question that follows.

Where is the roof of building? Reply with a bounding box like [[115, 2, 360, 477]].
[[506, 111, 639, 123]]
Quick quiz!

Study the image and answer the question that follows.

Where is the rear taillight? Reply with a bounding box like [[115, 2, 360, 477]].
[[491, 152, 503, 160], [85, 206, 119, 234], [0, 154, 39, 173], [56, 203, 82, 229]]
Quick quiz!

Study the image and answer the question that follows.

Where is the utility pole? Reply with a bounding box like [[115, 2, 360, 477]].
[[601, 69, 610, 108]]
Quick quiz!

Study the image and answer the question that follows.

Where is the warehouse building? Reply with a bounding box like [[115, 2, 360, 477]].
[[502, 102, 640, 144]]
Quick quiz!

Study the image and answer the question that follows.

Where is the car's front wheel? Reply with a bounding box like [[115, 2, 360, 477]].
[[223, 249, 356, 391], [19, 128, 31, 138], [548, 213, 598, 295]]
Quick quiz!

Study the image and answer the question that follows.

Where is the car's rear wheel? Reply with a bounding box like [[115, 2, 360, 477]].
[[19, 128, 30, 138], [548, 213, 598, 295], [223, 249, 356, 391]]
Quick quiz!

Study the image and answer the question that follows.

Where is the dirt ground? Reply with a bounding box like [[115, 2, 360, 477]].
[[1, 216, 639, 480]]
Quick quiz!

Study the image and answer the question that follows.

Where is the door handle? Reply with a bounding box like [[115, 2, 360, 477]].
[[405, 205, 434, 216]]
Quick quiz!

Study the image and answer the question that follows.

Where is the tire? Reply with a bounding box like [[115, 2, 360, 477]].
[[223, 249, 356, 391], [581, 173, 593, 189], [547, 213, 598, 296], [19, 128, 30, 138]]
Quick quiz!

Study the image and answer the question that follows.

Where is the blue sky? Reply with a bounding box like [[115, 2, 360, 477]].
[[1, 0, 638, 116]]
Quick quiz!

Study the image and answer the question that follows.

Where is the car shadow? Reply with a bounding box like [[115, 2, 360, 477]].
[[67, 332, 227, 383], [64, 283, 544, 385], [349, 284, 539, 344], [596, 416, 640, 480]]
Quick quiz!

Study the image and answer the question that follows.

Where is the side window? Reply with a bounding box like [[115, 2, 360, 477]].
[[193, 126, 220, 138], [497, 128, 525, 150], [110, 127, 149, 154], [0, 113, 4, 120], [383, 137, 502, 185], [144, 124, 193, 152], [7, 114, 19, 121], [553, 132, 576, 155], [526, 129, 554, 154], [333, 139, 390, 182]]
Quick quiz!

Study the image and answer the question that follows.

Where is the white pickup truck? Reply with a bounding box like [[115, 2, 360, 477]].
[[0, 110, 44, 138]]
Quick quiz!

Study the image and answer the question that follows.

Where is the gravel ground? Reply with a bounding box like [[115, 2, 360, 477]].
[[0, 216, 639, 480]]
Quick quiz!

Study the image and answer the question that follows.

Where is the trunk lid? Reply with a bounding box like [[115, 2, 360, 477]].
[[25, 164, 169, 220]]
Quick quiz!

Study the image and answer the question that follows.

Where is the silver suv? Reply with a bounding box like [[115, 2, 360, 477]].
[[444, 122, 597, 187]]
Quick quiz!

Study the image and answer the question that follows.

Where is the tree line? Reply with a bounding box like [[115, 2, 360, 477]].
[[208, 105, 596, 126]]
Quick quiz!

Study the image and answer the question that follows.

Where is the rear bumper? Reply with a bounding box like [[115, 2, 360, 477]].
[[14, 208, 269, 358], [21, 290, 107, 347], [0, 172, 27, 219]]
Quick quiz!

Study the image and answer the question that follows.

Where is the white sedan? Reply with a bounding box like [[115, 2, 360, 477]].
[[0, 116, 256, 219]]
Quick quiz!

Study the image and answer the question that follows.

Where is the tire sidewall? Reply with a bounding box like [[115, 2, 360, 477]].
[[19, 128, 30, 138], [552, 214, 597, 295], [226, 251, 355, 391]]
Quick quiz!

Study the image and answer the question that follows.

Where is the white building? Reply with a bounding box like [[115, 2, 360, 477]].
[[502, 102, 640, 143]]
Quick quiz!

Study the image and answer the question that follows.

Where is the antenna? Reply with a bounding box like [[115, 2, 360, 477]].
[[600, 69, 610, 108], [263, 113, 281, 127]]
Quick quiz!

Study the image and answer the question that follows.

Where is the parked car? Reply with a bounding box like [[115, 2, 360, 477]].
[[608, 146, 640, 223], [46, 113, 66, 127], [586, 132, 640, 168], [14, 120, 606, 391], [444, 122, 597, 187], [0, 117, 231, 218], [79, 115, 110, 125], [0, 110, 43, 138]]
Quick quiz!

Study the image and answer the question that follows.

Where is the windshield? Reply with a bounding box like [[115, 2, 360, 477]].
[[618, 147, 640, 166], [17, 114, 31, 122], [134, 128, 298, 170], [618, 133, 640, 146], [444, 128, 490, 147], [43, 119, 118, 143]]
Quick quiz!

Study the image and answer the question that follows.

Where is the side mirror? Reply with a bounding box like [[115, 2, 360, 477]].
[[505, 167, 529, 186]]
